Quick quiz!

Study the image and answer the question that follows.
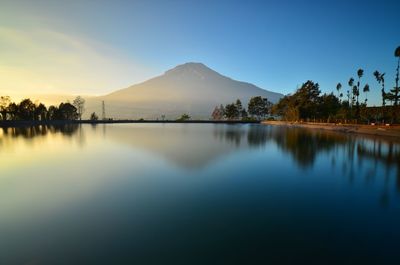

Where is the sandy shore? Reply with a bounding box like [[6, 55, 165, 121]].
[[262, 121, 400, 139]]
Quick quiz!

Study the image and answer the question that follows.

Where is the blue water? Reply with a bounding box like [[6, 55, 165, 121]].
[[0, 124, 399, 264]]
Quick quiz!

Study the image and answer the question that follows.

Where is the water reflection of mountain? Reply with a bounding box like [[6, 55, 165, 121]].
[[104, 124, 270, 169], [2, 124, 399, 185]]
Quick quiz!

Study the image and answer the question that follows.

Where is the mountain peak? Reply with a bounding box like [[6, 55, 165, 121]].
[[164, 62, 218, 77]]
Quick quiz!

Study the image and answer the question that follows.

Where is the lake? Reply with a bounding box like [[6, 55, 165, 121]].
[[1, 123, 399, 264]]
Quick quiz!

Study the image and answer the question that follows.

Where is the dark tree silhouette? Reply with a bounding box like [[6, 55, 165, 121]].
[[373, 70, 386, 107], [235, 99, 243, 119], [0, 96, 11, 121], [176, 113, 191, 121], [225, 103, 239, 120], [90, 112, 99, 121], [73, 96, 85, 120], [57, 103, 79, 120], [363, 84, 370, 104], [35, 103, 47, 121], [17, 99, 36, 120], [336, 83, 342, 101], [248, 96, 270, 120], [389, 46, 400, 107], [348, 77, 355, 108]]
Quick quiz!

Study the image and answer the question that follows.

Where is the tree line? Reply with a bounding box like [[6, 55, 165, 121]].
[[212, 96, 273, 121], [0, 96, 86, 121], [272, 46, 400, 124]]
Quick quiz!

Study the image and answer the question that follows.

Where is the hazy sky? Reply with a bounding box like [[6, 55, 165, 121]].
[[0, 0, 399, 105]]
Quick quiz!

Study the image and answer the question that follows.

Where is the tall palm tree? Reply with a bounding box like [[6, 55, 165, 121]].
[[357, 69, 364, 101], [373, 70, 386, 107], [336, 83, 342, 101], [348, 77, 354, 107], [363, 84, 370, 104], [374, 70, 386, 122], [394, 46, 400, 106], [353, 85, 359, 104], [356, 68, 364, 117]]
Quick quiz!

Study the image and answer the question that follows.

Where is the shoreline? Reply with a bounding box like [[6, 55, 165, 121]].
[[2, 120, 398, 140], [0, 120, 260, 127], [262, 120, 400, 139]]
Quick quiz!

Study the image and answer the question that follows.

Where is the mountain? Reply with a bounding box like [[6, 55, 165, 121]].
[[87, 62, 283, 119]]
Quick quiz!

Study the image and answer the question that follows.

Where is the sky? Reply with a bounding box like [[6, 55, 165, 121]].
[[0, 0, 399, 105]]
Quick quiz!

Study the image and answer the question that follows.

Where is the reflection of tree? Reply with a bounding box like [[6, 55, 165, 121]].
[[247, 125, 271, 147], [271, 127, 346, 168], [1, 124, 80, 139], [357, 140, 400, 206], [266, 126, 400, 206], [211, 125, 273, 148], [212, 125, 245, 147], [225, 128, 243, 146]]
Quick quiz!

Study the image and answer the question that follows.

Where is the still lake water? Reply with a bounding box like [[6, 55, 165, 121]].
[[0, 123, 399, 264]]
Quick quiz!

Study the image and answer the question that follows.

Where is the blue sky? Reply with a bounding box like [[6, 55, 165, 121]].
[[0, 0, 399, 105]]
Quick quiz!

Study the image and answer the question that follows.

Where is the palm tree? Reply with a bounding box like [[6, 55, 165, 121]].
[[336, 83, 342, 101], [363, 84, 370, 104], [394, 46, 400, 106], [374, 70, 386, 122], [348, 77, 354, 107], [353, 85, 359, 104], [356, 69, 363, 108], [374, 70, 386, 107], [356, 68, 364, 117]]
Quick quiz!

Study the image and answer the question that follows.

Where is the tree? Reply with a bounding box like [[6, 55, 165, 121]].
[[240, 109, 248, 119], [363, 84, 370, 104], [176, 113, 191, 121], [385, 46, 400, 111], [348, 77, 355, 107], [7, 103, 18, 120], [211, 106, 223, 120], [57, 103, 78, 120], [356, 69, 363, 111], [272, 95, 291, 118], [34, 103, 47, 121], [373, 70, 386, 121], [352, 85, 359, 112], [47, 105, 58, 120], [224, 103, 239, 120], [394, 46, 400, 106], [320, 93, 341, 122], [292, 81, 321, 120], [336, 83, 342, 101], [0, 96, 11, 121], [248, 96, 270, 120], [235, 99, 243, 118], [90, 112, 99, 121], [73, 96, 85, 120], [219, 104, 225, 118], [273, 81, 343, 122], [284, 106, 299, 121], [373, 70, 386, 107], [17, 99, 36, 120]]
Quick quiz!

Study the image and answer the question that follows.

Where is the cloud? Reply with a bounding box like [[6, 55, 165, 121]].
[[0, 26, 151, 98]]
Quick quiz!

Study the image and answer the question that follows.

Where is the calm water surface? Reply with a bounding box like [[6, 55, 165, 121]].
[[0, 124, 399, 264]]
